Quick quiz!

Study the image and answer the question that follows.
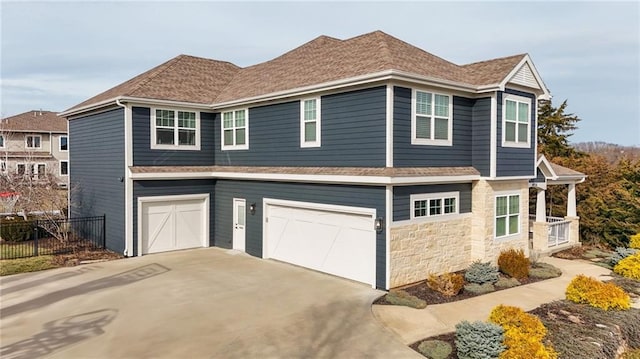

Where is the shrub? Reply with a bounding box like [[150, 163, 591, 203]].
[[495, 277, 520, 289], [417, 339, 452, 359], [498, 249, 530, 279], [0, 218, 32, 242], [464, 283, 495, 295], [565, 275, 631, 310], [609, 247, 638, 267], [465, 261, 500, 284], [529, 263, 562, 279], [455, 320, 505, 359], [489, 305, 557, 359], [614, 253, 640, 280], [427, 272, 465, 297], [630, 233, 640, 249], [385, 290, 427, 309]]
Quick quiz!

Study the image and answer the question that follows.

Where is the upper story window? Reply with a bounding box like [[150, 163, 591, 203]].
[[59, 136, 68, 151], [412, 89, 452, 146], [151, 108, 200, 150], [0, 135, 5, 148], [495, 193, 520, 238], [26, 135, 41, 149], [410, 192, 459, 219], [300, 98, 321, 148], [502, 94, 531, 148], [222, 109, 248, 150]]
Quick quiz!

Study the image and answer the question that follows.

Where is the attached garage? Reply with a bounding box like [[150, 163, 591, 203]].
[[263, 199, 377, 287], [138, 194, 210, 255]]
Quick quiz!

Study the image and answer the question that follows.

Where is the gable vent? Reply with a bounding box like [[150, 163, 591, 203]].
[[509, 63, 540, 89]]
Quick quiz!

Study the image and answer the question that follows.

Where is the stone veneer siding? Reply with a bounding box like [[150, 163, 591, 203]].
[[389, 215, 472, 288]]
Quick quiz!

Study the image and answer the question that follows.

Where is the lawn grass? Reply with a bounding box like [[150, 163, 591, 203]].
[[0, 255, 57, 276], [0, 243, 54, 259]]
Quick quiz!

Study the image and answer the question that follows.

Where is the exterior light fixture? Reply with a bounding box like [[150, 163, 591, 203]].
[[375, 217, 384, 233], [250, 203, 256, 215]]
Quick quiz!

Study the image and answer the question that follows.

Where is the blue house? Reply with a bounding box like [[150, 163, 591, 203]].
[[61, 31, 578, 289]]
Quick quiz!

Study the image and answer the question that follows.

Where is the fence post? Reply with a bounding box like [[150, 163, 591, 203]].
[[33, 220, 39, 256], [102, 214, 106, 249]]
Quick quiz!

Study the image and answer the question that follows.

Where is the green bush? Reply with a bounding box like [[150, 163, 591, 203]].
[[0, 218, 32, 242], [465, 261, 500, 284], [498, 249, 530, 279], [417, 339, 452, 359], [385, 290, 427, 309], [529, 263, 562, 279], [455, 320, 505, 359], [464, 283, 495, 295], [609, 247, 638, 267], [495, 277, 520, 289]]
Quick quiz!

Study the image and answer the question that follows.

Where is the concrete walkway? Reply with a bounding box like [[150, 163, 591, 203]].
[[372, 257, 615, 344]]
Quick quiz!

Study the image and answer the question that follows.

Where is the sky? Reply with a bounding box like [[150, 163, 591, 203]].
[[1, 1, 639, 146]]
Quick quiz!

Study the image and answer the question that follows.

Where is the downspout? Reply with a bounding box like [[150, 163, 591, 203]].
[[115, 99, 129, 256]]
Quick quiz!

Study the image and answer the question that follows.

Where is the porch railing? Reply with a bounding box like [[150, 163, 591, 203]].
[[529, 215, 571, 247]]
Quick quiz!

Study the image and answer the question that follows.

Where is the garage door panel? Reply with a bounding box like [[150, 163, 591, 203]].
[[175, 208, 203, 249], [141, 197, 206, 255], [266, 203, 375, 287]]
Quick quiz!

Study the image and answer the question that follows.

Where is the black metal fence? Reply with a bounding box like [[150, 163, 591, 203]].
[[0, 215, 105, 260]]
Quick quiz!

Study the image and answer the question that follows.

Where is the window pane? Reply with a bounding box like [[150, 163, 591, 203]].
[[178, 129, 196, 145], [429, 199, 441, 215], [434, 118, 449, 140], [505, 100, 516, 121], [224, 130, 234, 146], [416, 91, 432, 115], [414, 200, 427, 217], [304, 99, 316, 121], [178, 111, 196, 128], [156, 109, 174, 127], [237, 204, 245, 226], [518, 124, 528, 142], [434, 95, 449, 117], [518, 103, 529, 123], [38, 164, 46, 175], [235, 110, 245, 127], [509, 215, 519, 234], [496, 217, 506, 237], [235, 128, 246, 145], [444, 197, 456, 214], [223, 112, 234, 129], [18, 164, 25, 175], [416, 116, 431, 139], [509, 195, 519, 214], [304, 122, 316, 142], [34, 137, 40, 147], [60, 137, 68, 151], [496, 196, 507, 216], [156, 129, 174, 145], [505, 122, 516, 142], [0, 136, 4, 147], [61, 161, 69, 175]]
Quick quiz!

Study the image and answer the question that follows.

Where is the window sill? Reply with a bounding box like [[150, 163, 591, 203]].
[[494, 233, 522, 241], [300, 142, 321, 148], [151, 144, 201, 151], [501, 141, 530, 149], [221, 145, 249, 151], [411, 138, 453, 146]]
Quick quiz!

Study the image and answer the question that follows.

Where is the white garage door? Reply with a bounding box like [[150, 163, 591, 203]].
[[265, 199, 376, 287], [140, 195, 208, 255]]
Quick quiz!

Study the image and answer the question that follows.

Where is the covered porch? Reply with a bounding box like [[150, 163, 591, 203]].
[[529, 155, 586, 256]]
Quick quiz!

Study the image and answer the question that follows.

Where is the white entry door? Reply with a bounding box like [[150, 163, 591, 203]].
[[233, 198, 246, 251]]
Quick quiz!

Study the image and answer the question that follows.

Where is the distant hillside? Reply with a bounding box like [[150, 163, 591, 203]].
[[573, 142, 640, 164]]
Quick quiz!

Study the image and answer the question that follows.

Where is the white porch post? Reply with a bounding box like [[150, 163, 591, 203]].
[[567, 183, 577, 217], [536, 188, 546, 222]]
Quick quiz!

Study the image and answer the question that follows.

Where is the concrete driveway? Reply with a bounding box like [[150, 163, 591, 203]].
[[0, 248, 418, 358]]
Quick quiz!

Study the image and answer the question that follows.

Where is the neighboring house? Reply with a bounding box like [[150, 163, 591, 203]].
[[61, 31, 584, 289], [0, 110, 69, 187]]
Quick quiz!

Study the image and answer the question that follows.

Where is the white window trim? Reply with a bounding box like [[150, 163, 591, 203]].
[[494, 191, 521, 239], [150, 108, 201, 151], [501, 94, 531, 148], [221, 108, 249, 151], [25, 135, 42, 149], [411, 89, 453, 146], [410, 191, 460, 220], [0, 134, 5, 148], [59, 160, 69, 176], [59, 136, 69, 152], [300, 97, 321, 148]]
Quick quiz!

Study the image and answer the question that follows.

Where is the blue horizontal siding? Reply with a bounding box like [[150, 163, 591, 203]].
[[393, 184, 472, 221], [496, 89, 536, 177], [214, 86, 386, 166], [133, 107, 216, 166], [69, 108, 125, 253], [472, 98, 491, 176], [215, 180, 387, 289]]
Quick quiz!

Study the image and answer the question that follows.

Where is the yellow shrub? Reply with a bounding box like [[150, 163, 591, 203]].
[[497, 249, 530, 279], [614, 253, 640, 280], [629, 233, 640, 249], [489, 305, 557, 359], [427, 272, 465, 297], [565, 275, 631, 310]]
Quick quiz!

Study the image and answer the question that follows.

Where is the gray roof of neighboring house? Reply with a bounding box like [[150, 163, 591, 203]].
[[1, 110, 67, 133], [65, 31, 531, 114]]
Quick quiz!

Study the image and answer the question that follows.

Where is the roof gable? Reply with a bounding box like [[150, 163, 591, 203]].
[[1, 110, 67, 132], [501, 55, 550, 99]]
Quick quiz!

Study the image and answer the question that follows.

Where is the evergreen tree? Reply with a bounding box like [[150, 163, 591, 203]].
[[537, 99, 582, 158]]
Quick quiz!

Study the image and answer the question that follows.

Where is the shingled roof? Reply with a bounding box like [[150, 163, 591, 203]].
[[65, 31, 537, 114], [1, 110, 67, 132]]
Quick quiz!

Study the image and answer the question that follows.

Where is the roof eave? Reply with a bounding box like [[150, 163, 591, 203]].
[[60, 96, 215, 118]]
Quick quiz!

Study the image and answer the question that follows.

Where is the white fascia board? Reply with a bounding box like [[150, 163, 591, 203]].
[[61, 96, 213, 118], [130, 170, 479, 185], [536, 155, 558, 180]]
